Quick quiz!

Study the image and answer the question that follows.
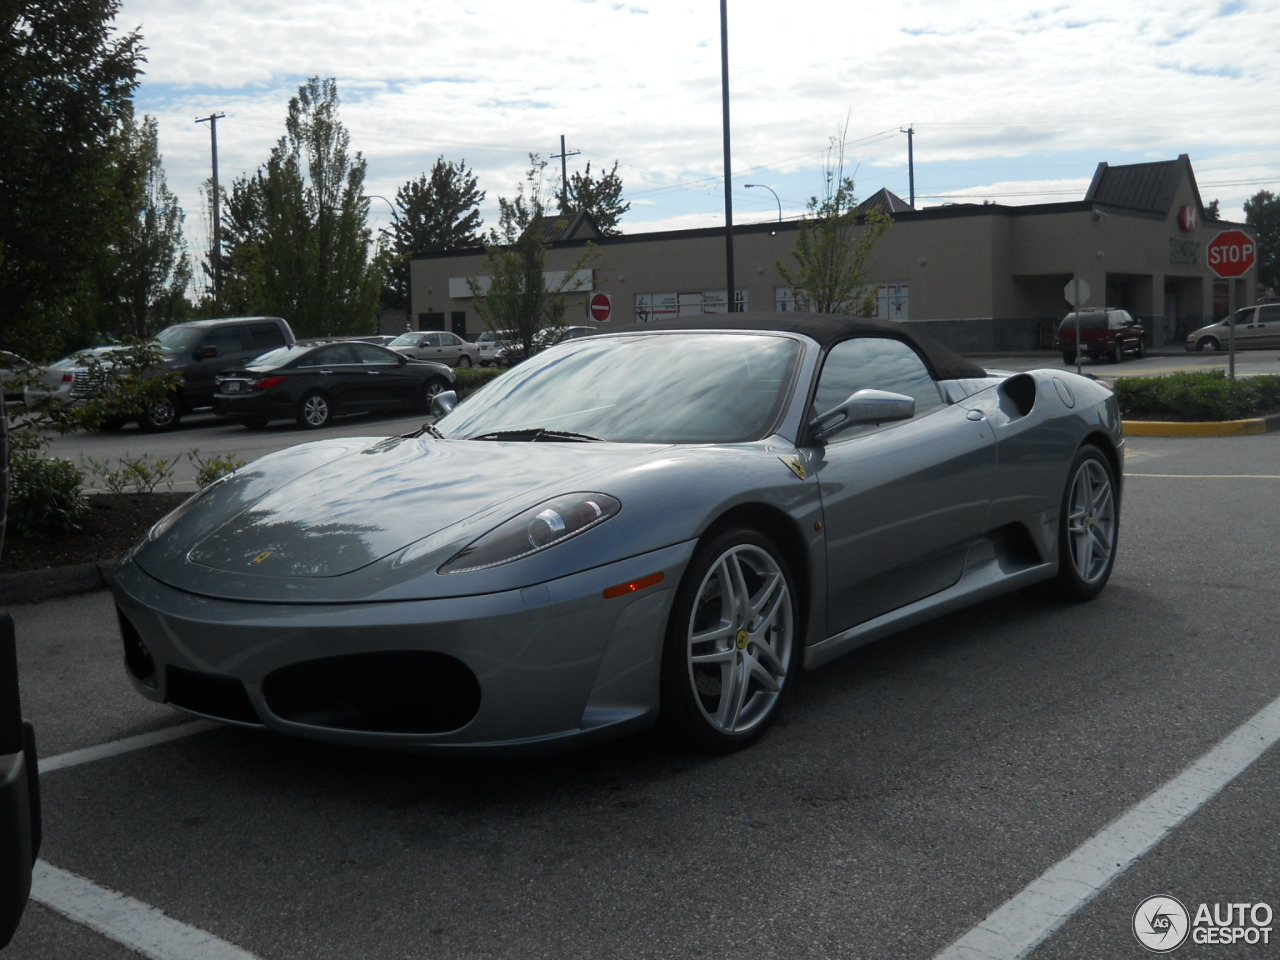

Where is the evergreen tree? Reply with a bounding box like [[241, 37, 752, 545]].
[[1244, 190, 1279, 293], [380, 158, 485, 316], [560, 161, 630, 236], [0, 0, 144, 357]]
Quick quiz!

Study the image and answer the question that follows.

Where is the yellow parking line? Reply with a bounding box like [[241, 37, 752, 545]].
[[1127, 473, 1280, 479]]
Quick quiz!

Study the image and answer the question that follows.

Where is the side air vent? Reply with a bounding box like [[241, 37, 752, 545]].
[[999, 374, 1037, 418]]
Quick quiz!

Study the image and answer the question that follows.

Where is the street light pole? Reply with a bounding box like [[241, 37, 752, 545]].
[[745, 184, 782, 223]]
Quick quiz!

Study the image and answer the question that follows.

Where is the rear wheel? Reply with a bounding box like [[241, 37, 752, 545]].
[[138, 394, 181, 432], [1035, 446, 1119, 601], [456, 355, 473, 369], [296, 391, 331, 429], [1062, 352, 1076, 365], [659, 526, 797, 752]]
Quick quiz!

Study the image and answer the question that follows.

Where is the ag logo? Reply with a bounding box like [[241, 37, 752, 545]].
[[1134, 895, 1190, 953]]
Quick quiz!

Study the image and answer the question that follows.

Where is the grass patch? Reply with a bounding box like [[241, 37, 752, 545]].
[[1116, 371, 1280, 421]]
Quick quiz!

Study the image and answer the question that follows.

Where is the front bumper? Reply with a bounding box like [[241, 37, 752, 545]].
[[111, 541, 695, 754]]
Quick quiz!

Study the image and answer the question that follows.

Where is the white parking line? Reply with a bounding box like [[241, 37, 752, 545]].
[[32, 862, 262, 960], [39, 720, 219, 773], [933, 693, 1280, 959]]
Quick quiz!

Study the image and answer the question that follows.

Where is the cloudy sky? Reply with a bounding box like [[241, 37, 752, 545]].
[[115, 0, 1277, 266]]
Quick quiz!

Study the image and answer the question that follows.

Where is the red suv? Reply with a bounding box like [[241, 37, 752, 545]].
[[1055, 309, 1145, 364]]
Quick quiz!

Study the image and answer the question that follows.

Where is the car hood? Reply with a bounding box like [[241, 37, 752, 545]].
[[128, 434, 681, 602]]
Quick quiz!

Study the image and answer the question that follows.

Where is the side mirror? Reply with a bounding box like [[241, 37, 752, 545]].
[[431, 390, 457, 419], [809, 389, 915, 443], [0, 613, 41, 949]]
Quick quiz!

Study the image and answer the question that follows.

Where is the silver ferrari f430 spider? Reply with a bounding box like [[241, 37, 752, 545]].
[[112, 314, 1123, 754]]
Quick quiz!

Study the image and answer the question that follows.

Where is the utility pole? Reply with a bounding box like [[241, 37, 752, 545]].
[[551, 135, 580, 210], [196, 113, 226, 299], [720, 0, 737, 311], [900, 125, 915, 208]]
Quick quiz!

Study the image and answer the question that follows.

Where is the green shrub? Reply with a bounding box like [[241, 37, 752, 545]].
[[10, 447, 87, 536], [188, 448, 246, 488], [81, 452, 176, 494], [453, 366, 505, 399], [1115, 371, 1280, 421]]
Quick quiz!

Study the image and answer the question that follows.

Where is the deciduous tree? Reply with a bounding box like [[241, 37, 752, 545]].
[[470, 156, 595, 360], [218, 78, 380, 337], [777, 126, 890, 315]]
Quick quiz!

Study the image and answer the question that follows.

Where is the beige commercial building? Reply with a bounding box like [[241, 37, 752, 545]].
[[407, 154, 1258, 352]]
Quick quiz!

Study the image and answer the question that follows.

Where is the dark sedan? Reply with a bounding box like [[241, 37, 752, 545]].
[[212, 341, 453, 429]]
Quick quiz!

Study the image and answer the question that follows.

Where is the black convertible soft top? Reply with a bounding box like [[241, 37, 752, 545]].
[[608, 312, 989, 382]]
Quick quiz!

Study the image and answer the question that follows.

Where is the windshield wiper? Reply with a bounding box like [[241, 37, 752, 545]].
[[468, 427, 603, 442], [403, 422, 445, 439]]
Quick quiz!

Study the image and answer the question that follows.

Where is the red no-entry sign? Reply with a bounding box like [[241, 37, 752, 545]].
[[589, 292, 612, 322], [1206, 230, 1257, 279]]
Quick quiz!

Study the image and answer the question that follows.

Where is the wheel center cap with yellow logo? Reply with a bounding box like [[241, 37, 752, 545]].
[[735, 629, 749, 650]]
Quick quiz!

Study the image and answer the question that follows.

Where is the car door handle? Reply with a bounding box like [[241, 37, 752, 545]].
[[966, 410, 986, 421]]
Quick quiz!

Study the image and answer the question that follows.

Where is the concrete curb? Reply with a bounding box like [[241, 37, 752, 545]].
[[1122, 412, 1280, 437], [0, 559, 118, 605]]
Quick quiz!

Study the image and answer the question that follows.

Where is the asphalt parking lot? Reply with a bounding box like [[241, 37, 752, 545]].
[[5, 428, 1279, 959]]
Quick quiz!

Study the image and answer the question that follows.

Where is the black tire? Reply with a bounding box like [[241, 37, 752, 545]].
[[240, 416, 269, 430], [1110, 340, 1123, 363], [1062, 352, 1075, 365], [1135, 338, 1146, 358], [296, 391, 331, 429], [423, 378, 448, 407], [456, 355, 473, 369], [1034, 445, 1119, 602], [138, 394, 181, 432], [1197, 337, 1219, 353], [658, 526, 798, 752]]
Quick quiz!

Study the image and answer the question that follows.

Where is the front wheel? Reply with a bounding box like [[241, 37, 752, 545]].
[[296, 391, 332, 429], [1110, 340, 1123, 363], [1062, 351, 1076, 365], [659, 527, 798, 752], [1197, 337, 1220, 353], [1135, 338, 1146, 358]]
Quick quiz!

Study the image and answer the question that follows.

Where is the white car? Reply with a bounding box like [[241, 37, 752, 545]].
[[22, 347, 122, 407], [389, 331, 478, 368]]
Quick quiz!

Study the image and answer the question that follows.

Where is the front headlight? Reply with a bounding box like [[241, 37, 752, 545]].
[[439, 493, 621, 574]]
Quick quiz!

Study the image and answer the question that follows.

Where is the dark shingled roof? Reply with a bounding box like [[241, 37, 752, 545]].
[[1084, 153, 1203, 218], [856, 187, 914, 216], [608, 312, 988, 382]]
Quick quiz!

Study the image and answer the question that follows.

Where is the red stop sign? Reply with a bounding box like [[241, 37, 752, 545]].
[[589, 292, 612, 322], [1206, 230, 1257, 278]]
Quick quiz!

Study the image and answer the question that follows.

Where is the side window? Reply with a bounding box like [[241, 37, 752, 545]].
[[198, 326, 246, 356], [424, 333, 442, 347], [349, 343, 393, 364], [305, 344, 355, 366], [814, 337, 944, 422], [247, 322, 286, 349], [1257, 305, 1279, 324]]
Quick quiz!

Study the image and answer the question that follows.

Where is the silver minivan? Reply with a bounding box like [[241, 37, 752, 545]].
[[1185, 304, 1280, 352]]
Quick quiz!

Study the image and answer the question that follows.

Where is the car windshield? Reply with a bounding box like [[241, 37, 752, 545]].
[[389, 333, 423, 346], [439, 333, 802, 444], [153, 325, 202, 354]]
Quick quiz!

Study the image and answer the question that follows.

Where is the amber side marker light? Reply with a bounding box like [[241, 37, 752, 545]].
[[603, 572, 665, 600]]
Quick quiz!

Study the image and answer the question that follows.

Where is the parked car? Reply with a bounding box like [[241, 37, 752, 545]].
[[22, 346, 124, 408], [113, 313, 1123, 756], [494, 325, 599, 366], [1185, 304, 1280, 352], [0, 352, 35, 403], [140, 316, 296, 430], [212, 340, 454, 429], [1054, 309, 1145, 364], [474, 329, 515, 366], [388, 330, 478, 368], [1, 613, 40, 949]]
